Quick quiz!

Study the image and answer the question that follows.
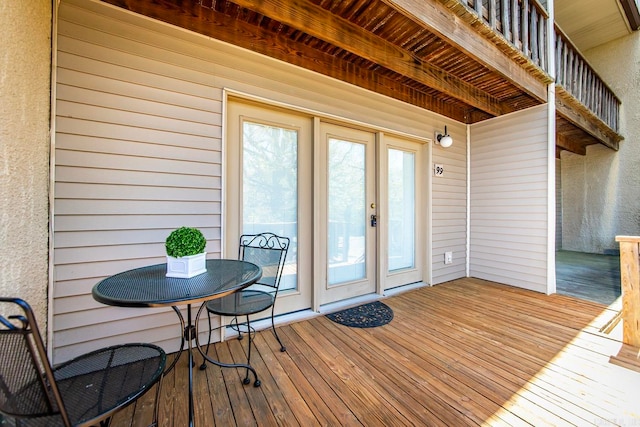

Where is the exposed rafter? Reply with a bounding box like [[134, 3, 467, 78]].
[[98, 0, 470, 122], [383, 0, 549, 102], [556, 133, 587, 156], [231, 0, 505, 116]]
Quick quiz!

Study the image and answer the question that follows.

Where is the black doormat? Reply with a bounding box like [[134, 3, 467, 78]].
[[326, 301, 394, 328]]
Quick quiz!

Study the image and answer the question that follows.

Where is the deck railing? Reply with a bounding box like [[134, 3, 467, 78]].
[[555, 27, 621, 132], [456, 1, 620, 133], [458, 0, 549, 73], [616, 236, 640, 347]]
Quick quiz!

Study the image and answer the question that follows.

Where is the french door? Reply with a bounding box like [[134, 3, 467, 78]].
[[318, 123, 377, 305], [379, 134, 424, 290], [226, 99, 424, 312], [226, 100, 313, 314]]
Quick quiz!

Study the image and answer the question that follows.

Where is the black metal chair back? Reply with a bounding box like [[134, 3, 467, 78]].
[[238, 232, 290, 296], [0, 297, 166, 427], [0, 298, 70, 425]]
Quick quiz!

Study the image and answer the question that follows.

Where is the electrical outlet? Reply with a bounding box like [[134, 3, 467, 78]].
[[444, 251, 453, 264]]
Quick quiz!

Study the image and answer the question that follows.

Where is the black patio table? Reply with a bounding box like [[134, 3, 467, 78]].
[[92, 258, 262, 427]]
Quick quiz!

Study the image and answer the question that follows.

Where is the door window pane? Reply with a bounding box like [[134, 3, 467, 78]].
[[328, 138, 366, 285], [388, 148, 415, 272], [242, 121, 297, 291]]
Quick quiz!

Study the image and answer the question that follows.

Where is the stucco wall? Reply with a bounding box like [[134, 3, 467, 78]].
[[0, 2, 52, 324], [560, 33, 640, 253]]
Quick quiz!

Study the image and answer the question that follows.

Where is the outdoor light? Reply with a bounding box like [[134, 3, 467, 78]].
[[435, 126, 453, 148]]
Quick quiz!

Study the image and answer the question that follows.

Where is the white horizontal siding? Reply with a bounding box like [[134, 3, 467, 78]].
[[55, 184, 220, 203], [469, 105, 550, 293], [431, 125, 467, 284], [54, 3, 225, 363], [54, 307, 216, 362], [54, 0, 470, 362]]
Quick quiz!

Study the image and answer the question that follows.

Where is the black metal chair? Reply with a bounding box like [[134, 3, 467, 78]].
[[200, 232, 290, 384], [0, 297, 166, 427]]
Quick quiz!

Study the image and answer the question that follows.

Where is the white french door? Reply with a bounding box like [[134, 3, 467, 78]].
[[226, 99, 424, 311], [318, 123, 377, 305], [379, 134, 424, 290], [226, 100, 312, 314]]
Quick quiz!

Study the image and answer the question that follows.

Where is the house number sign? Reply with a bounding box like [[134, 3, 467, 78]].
[[433, 163, 444, 176]]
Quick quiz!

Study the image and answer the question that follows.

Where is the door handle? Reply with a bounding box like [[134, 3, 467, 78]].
[[370, 214, 377, 227]]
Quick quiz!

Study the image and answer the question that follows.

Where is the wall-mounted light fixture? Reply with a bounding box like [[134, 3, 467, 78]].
[[434, 126, 453, 148]]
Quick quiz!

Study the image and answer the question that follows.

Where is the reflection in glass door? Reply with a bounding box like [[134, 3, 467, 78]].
[[242, 122, 298, 292], [388, 148, 415, 272], [328, 138, 366, 285], [229, 102, 423, 310], [382, 135, 423, 290]]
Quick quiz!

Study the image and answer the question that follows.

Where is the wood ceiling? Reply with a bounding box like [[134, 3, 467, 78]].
[[98, 0, 617, 155]]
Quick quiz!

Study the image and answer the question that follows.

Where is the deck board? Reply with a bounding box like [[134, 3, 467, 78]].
[[114, 278, 640, 426]]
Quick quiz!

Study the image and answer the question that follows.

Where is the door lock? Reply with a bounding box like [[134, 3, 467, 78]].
[[370, 214, 377, 227]]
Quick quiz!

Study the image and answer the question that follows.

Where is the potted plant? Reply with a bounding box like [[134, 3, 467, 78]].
[[165, 226, 207, 278]]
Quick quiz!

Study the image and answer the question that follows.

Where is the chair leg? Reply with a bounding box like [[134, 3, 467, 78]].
[[243, 315, 252, 385], [199, 310, 213, 370], [150, 373, 164, 427], [271, 307, 286, 352]]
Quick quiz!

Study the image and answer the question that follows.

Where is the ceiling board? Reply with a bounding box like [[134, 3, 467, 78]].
[[555, 0, 631, 52]]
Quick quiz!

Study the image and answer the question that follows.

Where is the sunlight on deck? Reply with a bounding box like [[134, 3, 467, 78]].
[[489, 298, 639, 426]]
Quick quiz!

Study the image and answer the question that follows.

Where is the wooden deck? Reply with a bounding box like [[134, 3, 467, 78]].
[[114, 278, 640, 426]]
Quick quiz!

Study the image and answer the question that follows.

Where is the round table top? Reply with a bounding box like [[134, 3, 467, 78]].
[[92, 259, 262, 308]]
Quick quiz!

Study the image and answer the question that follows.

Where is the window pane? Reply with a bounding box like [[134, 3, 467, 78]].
[[242, 121, 297, 291], [328, 138, 366, 285], [388, 148, 415, 272]]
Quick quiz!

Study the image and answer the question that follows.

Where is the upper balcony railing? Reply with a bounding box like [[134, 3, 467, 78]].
[[555, 26, 620, 132], [457, 0, 549, 73], [455, 0, 620, 133]]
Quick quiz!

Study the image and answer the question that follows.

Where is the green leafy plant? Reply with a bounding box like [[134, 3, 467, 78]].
[[165, 227, 207, 258]]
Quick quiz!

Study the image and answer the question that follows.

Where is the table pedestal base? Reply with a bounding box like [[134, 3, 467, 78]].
[[165, 304, 260, 427]]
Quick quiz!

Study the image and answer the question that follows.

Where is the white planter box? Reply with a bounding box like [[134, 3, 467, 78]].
[[166, 252, 207, 278]]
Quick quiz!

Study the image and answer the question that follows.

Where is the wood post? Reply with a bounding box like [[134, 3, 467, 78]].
[[521, 0, 529, 57], [616, 236, 640, 347]]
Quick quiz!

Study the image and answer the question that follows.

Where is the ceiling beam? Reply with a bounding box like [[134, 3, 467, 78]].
[[98, 0, 470, 122], [230, 0, 505, 116], [556, 133, 587, 156], [384, 0, 549, 103]]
